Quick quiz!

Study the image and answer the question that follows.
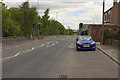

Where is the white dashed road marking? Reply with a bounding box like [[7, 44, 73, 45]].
[[3, 47, 35, 60], [16, 46, 18, 48], [14, 52, 20, 57], [3, 41, 57, 60], [3, 52, 20, 60], [56, 42, 58, 44]]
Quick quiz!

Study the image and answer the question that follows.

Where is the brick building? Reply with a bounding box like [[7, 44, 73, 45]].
[[88, 24, 120, 42], [104, 0, 120, 26]]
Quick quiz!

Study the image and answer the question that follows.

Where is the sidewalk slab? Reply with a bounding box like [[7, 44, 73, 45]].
[[96, 44, 120, 65]]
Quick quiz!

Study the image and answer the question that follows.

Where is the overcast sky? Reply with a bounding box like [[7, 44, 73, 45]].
[[3, 0, 116, 30]]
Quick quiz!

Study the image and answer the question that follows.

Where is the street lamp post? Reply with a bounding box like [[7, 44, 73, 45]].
[[56, 11, 58, 20], [101, 0, 105, 45]]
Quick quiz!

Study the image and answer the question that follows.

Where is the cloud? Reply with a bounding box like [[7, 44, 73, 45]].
[[3, 0, 113, 30]]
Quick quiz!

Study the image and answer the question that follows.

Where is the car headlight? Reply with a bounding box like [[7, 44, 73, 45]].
[[91, 42, 95, 44], [77, 42, 81, 44]]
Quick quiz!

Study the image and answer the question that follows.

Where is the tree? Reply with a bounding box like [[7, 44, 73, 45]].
[[2, 3, 22, 37], [41, 8, 50, 35], [19, 1, 39, 36], [2, 2, 67, 37], [49, 20, 65, 35]]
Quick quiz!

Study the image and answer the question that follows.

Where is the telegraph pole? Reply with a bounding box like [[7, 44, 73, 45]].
[[101, 0, 105, 45]]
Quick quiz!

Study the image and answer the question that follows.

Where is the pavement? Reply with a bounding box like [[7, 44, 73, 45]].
[[96, 43, 120, 65], [2, 35, 118, 78]]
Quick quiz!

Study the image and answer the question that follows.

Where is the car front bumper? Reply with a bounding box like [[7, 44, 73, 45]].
[[76, 44, 96, 50]]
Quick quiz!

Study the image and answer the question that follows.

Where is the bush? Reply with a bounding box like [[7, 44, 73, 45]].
[[100, 28, 112, 39], [116, 29, 120, 38]]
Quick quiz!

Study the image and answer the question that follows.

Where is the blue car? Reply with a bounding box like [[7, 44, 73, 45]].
[[76, 36, 96, 51]]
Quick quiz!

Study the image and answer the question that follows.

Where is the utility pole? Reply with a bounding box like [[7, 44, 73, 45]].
[[101, 0, 105, 45]]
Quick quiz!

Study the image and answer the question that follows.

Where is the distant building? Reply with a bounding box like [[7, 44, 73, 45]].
[[104, 0, 120, 26]]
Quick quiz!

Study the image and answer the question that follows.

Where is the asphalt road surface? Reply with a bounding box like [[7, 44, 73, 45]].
[[2, 35, 118, 78]]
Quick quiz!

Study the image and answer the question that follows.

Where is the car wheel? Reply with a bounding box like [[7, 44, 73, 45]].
[[93, 48, 96, 51], [76, 48, 79, 51]]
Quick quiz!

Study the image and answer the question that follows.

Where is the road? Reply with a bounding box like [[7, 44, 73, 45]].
[[2, 35, 118, 78]]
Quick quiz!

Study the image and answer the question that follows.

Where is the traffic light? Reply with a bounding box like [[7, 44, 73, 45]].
[[32, 23, 35, 29], [79, 23, 83, 30]]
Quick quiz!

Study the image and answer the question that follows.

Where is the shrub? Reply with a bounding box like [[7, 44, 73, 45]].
[[100, 28, 112, 39]]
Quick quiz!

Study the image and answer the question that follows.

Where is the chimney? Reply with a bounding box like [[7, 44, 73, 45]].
[[113, 0, 118, 6]]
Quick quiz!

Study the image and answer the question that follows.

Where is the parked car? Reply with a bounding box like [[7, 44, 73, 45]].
[[76, 36, 96, 51]]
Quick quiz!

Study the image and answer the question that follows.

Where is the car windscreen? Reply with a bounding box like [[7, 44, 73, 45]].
[[78, 36, 92, 41]]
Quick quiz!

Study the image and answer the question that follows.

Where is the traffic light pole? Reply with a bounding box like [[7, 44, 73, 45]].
[[37, 24, 40, 39], [37, 27, 39, 39], [33, 29, 35, 40], [32, 23, 35, 40]]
